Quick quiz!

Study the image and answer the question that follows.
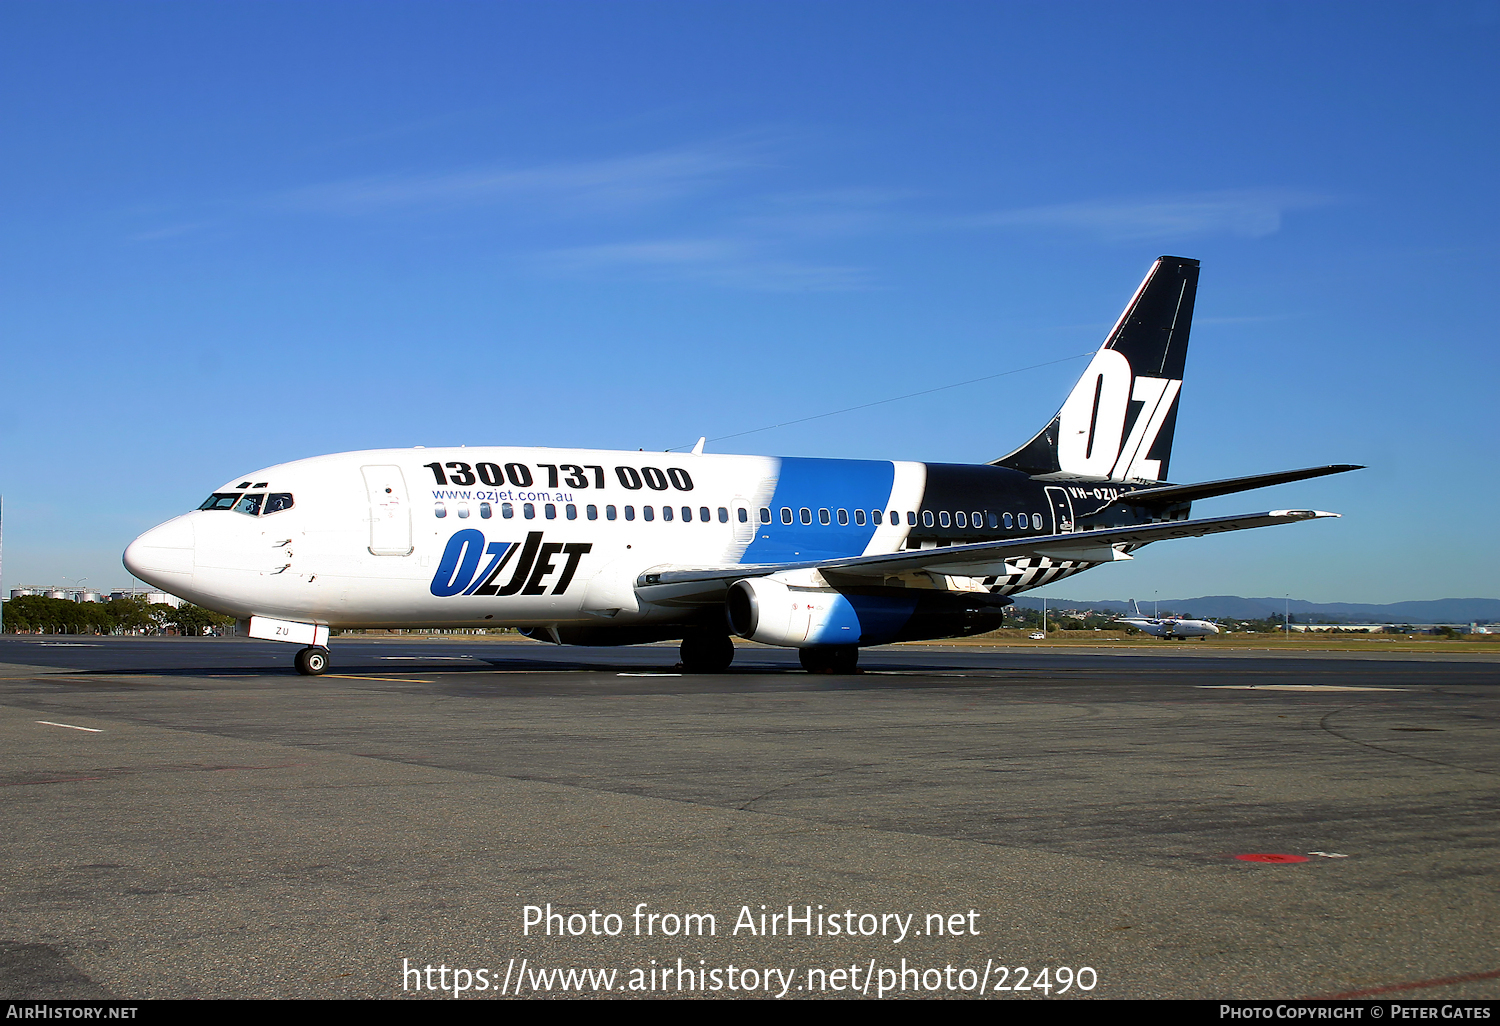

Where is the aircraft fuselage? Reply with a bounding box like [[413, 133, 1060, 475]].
[[125, 447, 1187, 632]]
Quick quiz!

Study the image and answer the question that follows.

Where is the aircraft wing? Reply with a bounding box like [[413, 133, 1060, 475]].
[[637, 509, 1339, 597]]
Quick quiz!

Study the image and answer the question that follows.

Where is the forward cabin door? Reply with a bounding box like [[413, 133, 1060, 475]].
[[362, 465, 413, 556], [1045, 486, 1076, 534]]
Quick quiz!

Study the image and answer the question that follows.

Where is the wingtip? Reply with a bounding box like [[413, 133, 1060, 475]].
[[1272, 509, 1341, 520]]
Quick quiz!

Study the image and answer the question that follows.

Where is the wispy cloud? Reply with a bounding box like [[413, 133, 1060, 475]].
[[734, 188, 914, 239], [540, 237, 868, 292], [970, 190, 1333, 242], [276, 142, 764, 217], [259, 129, 1331, 290]]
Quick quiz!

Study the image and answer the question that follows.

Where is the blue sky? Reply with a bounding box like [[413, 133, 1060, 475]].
[[2, 1, 1496, 602]]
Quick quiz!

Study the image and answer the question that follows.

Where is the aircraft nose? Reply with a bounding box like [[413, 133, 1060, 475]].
[[123, 516, 195, 590]]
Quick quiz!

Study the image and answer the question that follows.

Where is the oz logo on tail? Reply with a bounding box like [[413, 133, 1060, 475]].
[[1056, 349, 1181, 481], [430, 530, 592, 598]]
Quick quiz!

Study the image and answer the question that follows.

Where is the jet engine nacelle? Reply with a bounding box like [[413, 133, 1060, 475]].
[[725, 576, 1010, 649]]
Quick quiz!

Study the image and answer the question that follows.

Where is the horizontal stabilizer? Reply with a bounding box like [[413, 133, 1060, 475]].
[[1120, 465, 1363, 506], [637, 509, 1339, 596]]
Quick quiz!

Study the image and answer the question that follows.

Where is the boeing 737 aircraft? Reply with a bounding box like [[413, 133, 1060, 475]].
[[124, 256, 1359, 675], [1116, 599, 1221, 639]]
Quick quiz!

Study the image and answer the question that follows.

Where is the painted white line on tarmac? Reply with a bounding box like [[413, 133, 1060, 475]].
[[1196, 684, 1405, 692], [37, 720, 103, 732]]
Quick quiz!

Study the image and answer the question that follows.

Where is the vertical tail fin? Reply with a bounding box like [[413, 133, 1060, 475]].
[[994, 255, 1199, 482]]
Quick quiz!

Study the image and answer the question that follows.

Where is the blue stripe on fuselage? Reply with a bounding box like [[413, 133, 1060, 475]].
[[740, 457, 895, 563]]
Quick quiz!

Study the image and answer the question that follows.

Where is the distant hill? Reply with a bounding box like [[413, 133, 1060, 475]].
[[1009, 595, 1500, 623]]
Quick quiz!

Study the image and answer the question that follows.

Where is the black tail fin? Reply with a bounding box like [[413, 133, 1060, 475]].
[[994, 256, 1199, 482]]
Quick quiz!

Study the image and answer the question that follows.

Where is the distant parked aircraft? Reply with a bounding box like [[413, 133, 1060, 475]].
[[1116, 599, 1221, 639]]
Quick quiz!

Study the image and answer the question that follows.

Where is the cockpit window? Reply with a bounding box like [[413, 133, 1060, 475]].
[[233, 494, 265, 517], [198, 491, 294, 515]]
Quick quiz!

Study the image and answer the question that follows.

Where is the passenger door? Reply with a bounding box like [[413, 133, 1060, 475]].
[[362, 465, 413, 555]]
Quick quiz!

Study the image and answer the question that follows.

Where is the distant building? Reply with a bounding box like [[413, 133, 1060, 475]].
[[109, 588, 183, 608], [1288, 624, 1387, 633], [8, 586, 182, 608], [1289, 623, 1495, 634]]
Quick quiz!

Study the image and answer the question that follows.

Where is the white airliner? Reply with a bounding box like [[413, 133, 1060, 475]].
[[123, 257, 1358, 675], [1115, 599, 1221, 639]]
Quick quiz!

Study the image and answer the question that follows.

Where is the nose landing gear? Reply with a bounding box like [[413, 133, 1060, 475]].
[[294, 646, 330, 675]]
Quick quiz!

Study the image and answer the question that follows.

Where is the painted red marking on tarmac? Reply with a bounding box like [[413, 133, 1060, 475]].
[[1313, 967, 1500, 999], [1234, 853, 1310, 863]]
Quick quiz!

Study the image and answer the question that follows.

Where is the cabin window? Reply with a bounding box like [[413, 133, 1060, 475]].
[[624, 505, 635, 521], [644, 506, 655, 521], [684, 506, 695, 522], [434, 502, 447, 518], [954, 511, 966, 528], [605, 505, 616, 521], [479, 502, 492, 519], [457, 503, 470, 519], [502, 502, 514, 519], [566, 504, 577, 520], [972, 511, 982, 527], [544, 503, 556, 520], [854, 509, 866, 526], [939, 511, 951, 528], [988, 512, 999, 529], [922, 510, 935, 528], [1003, 512, 1014, 529], [233, 494, 264, 517], [871, 509, 882, 525], [837, 509, 849, 525], [704, 507, 714, 523], [662, 505, 674, 522], [818, 508, 831, 525], [781, 507, 794, 525], [1032, 513, 1043, 530], [523, 503, 535, 519], [720, 507, 730, 523], [759, 507, 771, 523], [800, 508, 813, 525], [586, 504, 597, 520], [906, 511, 916, 526]]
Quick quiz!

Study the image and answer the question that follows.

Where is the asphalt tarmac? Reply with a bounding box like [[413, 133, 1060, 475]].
[[1, 635, 1495, 1001]]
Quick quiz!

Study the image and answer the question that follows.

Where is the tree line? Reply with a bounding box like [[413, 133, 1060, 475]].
[[2, 595, 234, 636]]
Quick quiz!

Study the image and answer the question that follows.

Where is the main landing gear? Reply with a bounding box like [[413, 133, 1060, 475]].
[[679, 632, 735, 673], [294, 646, 330, 676], [799, 646, 859, 674]]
